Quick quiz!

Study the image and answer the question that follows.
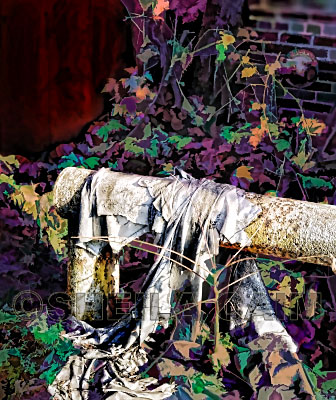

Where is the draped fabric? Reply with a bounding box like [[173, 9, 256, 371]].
[[49, 168, 261, 399]]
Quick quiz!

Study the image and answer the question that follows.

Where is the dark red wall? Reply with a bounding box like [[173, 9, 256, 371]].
[[0, 0, 128, 155]]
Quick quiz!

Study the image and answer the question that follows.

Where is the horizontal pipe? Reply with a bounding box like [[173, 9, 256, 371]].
[[54, 167, 336, 266]]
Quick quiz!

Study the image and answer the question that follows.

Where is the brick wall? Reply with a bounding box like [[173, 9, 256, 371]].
[[239, 0, 336, 121]]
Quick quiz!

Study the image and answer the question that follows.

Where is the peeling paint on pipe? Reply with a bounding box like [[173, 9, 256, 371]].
[[54, 167, 336, 266]]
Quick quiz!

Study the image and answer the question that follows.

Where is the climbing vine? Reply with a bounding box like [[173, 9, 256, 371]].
[[1, 0, 336, 397]]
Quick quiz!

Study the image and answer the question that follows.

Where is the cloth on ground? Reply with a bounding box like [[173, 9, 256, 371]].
[[49, 168, 261, 399]]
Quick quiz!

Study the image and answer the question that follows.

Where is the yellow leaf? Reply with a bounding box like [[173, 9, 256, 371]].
[[237, 28, 250, 39], [0, 155, 19, 173], [242, 55, 250, 64], [300, 117, 326, 135], [251, 102, 261, 110], [210, 342, 230, 368], [249, 117, 269, 148], [228, 52, 241, 62], [265, 60, 281, 75], [219, 32, 235, 47], [153, 0, 169, 19], [241, 66, 257, 78], [11, 184, 40, 219], [235, 166, 254, 181], [135, 86, 151, 100]]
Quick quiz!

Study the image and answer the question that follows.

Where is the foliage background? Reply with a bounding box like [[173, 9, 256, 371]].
[[1, 0, 336, 398]]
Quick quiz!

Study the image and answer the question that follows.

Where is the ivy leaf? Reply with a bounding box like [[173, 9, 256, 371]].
[[235, 166, 254, 181], [275, 139, 291, 152], [101, 78, 117, 93], [265, 60, 281, 75], [291, 116, 301, 124], [135, 86, 152, 100], [220, 126, 250, 144], [216, 43, 227, 62], [241, 67, 257, 78], [124, 138, 145, 155], [31, 318, 63, 345], [313, 360, 327, 377], [249, 117, 268, 148], [82, 157, 100, 169], [58, 152, 80, 169], [139, 0, 153, 11], [219, 32, 235, 47], [298, 174, 332, 190], [182, 97, 194, 113], [10, 184, 40, 219], [96, 119, 127, 142], [168, 135, 192, 150], [0, 173, 17, 187], [55, 338, 79, 361], [322, 378, 336, 392], [0, 349, 10, 366], [0, 155, 19, 173], [153, 0, 169, 20], [235, 346, 251, 376], [39, 362, 61, 385], [242, 55, 250, 64], [0, 311, 19, 324], [300, 117, 326, 135]]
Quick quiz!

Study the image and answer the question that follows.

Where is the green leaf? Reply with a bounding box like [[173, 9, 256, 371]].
[[168, 135, 192, 150], [32, 319, 63, 345], [298, 175, 332, 190], [0, 173, 17, 187], [275, 139, 291, 152], [82, 157, 100, 169], [0, 311, 19, 324], [124, 137, 145, 155], [192, 115, 204, 127], [268, 123, 280, 138], [143, 123, 151, 138], [0, 349, 10, 366], [182, 97, 194, 114], [40, 362, 61, 385], [235, 346, 251, 376], [216, 43, 227, 62], [220, 126, 250, 144], [291, 116, 301, 124], [146, 139, 159, 157], [206, 274, 214, 286], [55, 338, 79, 361], [108, 161, 118, 170], [144, 71, 153, 82], [58, 152, 80, 169], [96, 119, 127, 142], [313, 360, 328, 377], [322, 378, 336, 392]]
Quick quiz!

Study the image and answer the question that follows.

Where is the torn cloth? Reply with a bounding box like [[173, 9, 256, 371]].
[[49, 168, 261, 399], [76, 168, 261, 343]]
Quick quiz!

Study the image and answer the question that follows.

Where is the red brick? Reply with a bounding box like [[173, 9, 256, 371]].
[[280, 33, 311, 45], [318, 61, 336, 72], [316, 92, 336, 103], [281, 12, 308, 20], [256, 31, 279, 41], [312, 14, 336, 22], [318, 71, 336, 81], [288, 89, 315, 101], [275, 22, 289, 31], [314, 36, 336, 47], [277, 98, 301, 109], [257, 21, 272, 29], [302, 101, 332, 113]]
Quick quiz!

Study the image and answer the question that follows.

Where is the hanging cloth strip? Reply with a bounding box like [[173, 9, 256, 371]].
[[49, 168, 261, 399]]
